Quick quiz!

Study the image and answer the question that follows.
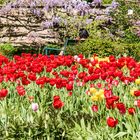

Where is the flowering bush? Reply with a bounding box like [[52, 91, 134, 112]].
[[0, 53, 140, 139]]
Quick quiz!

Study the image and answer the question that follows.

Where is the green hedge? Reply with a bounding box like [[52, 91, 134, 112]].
[[66, 38, 140, 60]]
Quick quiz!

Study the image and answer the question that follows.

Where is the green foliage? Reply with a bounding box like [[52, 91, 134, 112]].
[[84, 0, 113, 4], [109, 0, 140, 43], [0, 0, 9, 4], [66, 37, 140, 61], [0, 0, 5, 4], [0, 43, 17, 57], [103, 0, 112, 4], [46, 44, 61, 49]]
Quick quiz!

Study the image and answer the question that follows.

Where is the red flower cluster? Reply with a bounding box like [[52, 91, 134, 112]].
[[0, 53, 140, 128]]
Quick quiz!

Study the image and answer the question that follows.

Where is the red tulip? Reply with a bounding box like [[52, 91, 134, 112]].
[[128, 108, 135, 115], [66, 84, 73, 91], [0, 75, 4, 83], [36, 77, 46, 85], [112, 80, 119, 86], [46, 67, 52, 72], [91, 105, 98, 112], [104, 89, 113, 98], [100, 73, 107, 80], [53, 95, 60, 101], [134, 90, 140, 97], [16, 86, 25, 96], [96, 83, 102, 88], [53, 95, 64, 109], [78, 72, 87, 79], [22, 78, 30, 85], [0, 89, 8, 98], [106, 96, 119, 109], [109, 55, 116, 62], [116, 102, 126, 115], [107, 117, 118, 127], [28, 73, 36, 81]]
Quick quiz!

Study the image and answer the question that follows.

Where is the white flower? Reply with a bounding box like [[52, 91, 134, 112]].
[[74, 55, 78, 60], [128, 9, 133, 15], [134, 101, 137, 106], [77, 57, 81, 62], [31, 103, 39, 112]]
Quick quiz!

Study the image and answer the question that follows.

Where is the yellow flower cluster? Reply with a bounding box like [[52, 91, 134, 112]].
[[90, 88, 104, 101], [90, 56, 109, 62], [135, 79, 140, 85], [90, 57, 109, 68]]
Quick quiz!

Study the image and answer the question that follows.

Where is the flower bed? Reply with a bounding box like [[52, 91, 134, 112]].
[[0, 53, 140, 139]]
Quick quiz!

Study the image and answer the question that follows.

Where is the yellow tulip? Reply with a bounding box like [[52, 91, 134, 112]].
[[100, 94, 104, 99], [95, 91, 101, 96], [90, 88, 97, 95], [135, 79, 140, 85], [98, 95, 104, 101], [99, 89, 104, 95], [91, 96, 98, 101], [104, 57, 109, 62], [95, 64, 100, 68]]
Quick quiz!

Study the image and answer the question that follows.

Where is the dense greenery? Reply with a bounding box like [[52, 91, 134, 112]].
[[66, 0, 140, 60], [66, 38, 140, 60]]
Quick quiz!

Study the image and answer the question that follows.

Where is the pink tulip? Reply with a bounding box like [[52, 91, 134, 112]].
[[31, 103, 39, 112]]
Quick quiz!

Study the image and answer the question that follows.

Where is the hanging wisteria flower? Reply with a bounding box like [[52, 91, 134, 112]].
[[111, 0, 119, 9], [42, 21, 53, 28], [31, 103, 39, 112], [93, 0, 102, 5]]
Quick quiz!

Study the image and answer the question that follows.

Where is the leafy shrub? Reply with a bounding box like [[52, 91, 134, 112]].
[[0, 43, 17, 57], [66, 37, 140, 61], [109, 0, 140, 43]]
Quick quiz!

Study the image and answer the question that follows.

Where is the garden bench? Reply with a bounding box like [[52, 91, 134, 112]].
[[43, 38, 79, 56]]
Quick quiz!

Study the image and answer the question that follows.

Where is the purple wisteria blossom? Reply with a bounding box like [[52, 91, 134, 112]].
[[111, 1, 119, 9], [75, 1, 90, 15], [94, 0, 102, 4], [42, 21, 53, 28], [85, 19, 93, 24]]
